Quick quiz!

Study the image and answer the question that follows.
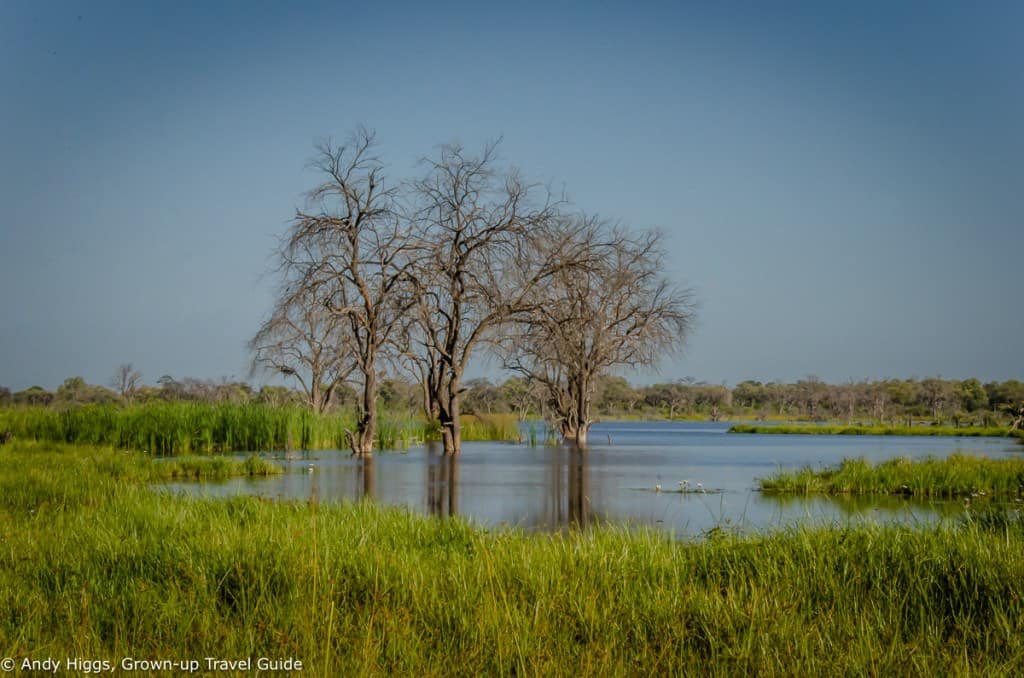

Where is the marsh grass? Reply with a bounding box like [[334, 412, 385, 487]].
[[2, 441, 1024, 674], [461, 413, 520, 442], [374, 412, 427, 450], [0, 402, 338, 454], [0, 441, 283, 483], [523, 420, 559, 447], [730, 423, 1021, 438], [0, 403, 521, 455], [158, 454, 284, 480], [760, 453, 1024, 499]]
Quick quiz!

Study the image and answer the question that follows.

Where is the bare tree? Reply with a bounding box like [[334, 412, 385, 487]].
[[694, 383, 732, 421], [921, 377, 958, 424], [401, 141, 572, 456], [796, 376, 829, 420], [1010, 405, 1023, 432], [110, 364, 142, 403], [249, 282, 352, 414], [282, 128, 413, 457], [502, 218, 696, 446], [868, 381, 892, 424], [501, 376, 544, 421]]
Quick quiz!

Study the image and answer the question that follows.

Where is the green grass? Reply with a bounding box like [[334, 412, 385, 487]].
[[0, 402, 347, 454], [2, 442, 1024, 674], [730, 423, 1023, 438], [374, 412, 429, 450], [461, 413, 521, 442], [0, 441, 284, 482], [0, 403, 522, 455], [156, 453, 284, 480], [760, 453, 1024, 499]]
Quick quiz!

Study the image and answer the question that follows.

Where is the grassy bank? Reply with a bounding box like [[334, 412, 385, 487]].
[[730, 423, 1023, 439], [1, 442, 1024, 674], [760, 453, 1024, 499], [0, 403, 520, 454]]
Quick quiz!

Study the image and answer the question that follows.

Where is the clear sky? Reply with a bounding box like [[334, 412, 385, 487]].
[[1, 1, 1021, 391]]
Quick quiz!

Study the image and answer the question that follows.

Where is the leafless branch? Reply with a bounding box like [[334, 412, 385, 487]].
[[500, 217, 696, 445]]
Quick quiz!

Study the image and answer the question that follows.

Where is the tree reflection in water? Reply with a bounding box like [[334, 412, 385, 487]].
[[356, 456, 375, 501], [545, 444, 593, 529], [426, 441, 458, 517]]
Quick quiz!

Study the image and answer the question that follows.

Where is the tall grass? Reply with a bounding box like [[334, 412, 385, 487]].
[[461, 413, 521, 442], [760, 453, 1024, 499], [730, 423, 1021, 438], [0, 403, 523, 455], [375, 411, 428, 450], [156, 454, 284, 480], [0, 441, 283, 482], [2, 442, 1024, 674], [0, 402, 345, 454]]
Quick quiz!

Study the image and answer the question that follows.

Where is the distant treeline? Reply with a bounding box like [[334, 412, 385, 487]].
[[3, 374, 1022, 428]]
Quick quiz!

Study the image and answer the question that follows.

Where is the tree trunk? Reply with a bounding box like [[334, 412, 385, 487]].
[[554, 374, 593, 447], [349, 363, 377, 458], [559, 417, 589, 446], [440, 392, 461, 456], [421, 372, 440, 424], [434, 372, 462, 456], [310, 380, 323, 415]]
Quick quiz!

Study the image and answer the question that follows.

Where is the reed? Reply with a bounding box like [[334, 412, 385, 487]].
[[461, 413, 521, 442], [760, 453, 1024, 499], [375, 411, 427, 450], [0, 403, 522, 455], [2, 441, 1024, 674], [156, 454, 284, 480], [0, 402, 337, 454]]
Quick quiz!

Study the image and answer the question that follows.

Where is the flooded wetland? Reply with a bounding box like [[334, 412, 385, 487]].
[[167, 422, 1022, 537]]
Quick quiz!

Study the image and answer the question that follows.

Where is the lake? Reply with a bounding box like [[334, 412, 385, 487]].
[[165, 421, 1023, 537]]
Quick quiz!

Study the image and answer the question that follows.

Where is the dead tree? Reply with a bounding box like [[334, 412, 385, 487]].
[[280, 129, 413, 457], [249, 279, 352, 414], [501, 376, 545, 422], [110, 363, 142, 403], [402, 141, 572, 456], [503, 218, 695, 446], [1010, 405, 1024, 432]]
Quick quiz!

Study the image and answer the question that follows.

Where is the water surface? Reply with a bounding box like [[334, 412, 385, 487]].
[[165, 421, 1022, 537]]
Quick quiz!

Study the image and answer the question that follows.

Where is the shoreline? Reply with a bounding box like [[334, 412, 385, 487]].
[[729, 423, 1023, 439]]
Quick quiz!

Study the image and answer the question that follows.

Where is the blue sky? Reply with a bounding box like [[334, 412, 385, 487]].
[[1, 1, 1021, 391]]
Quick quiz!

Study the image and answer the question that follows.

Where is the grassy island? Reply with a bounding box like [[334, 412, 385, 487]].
[[760, 453, 1024, 499]]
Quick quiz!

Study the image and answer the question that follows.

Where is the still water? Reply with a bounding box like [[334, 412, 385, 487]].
[[165, 422, 1023, 537]]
